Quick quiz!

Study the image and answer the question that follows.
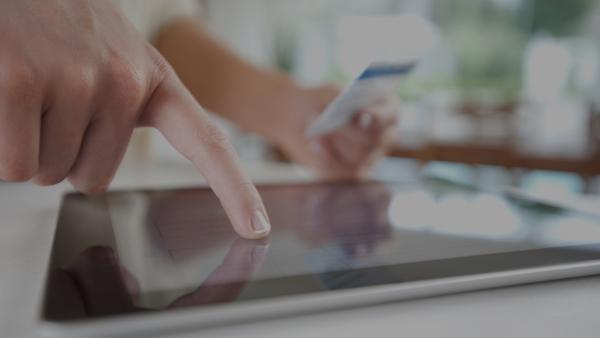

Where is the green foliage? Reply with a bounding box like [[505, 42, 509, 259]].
[[419, 0, 595, 102], [322, 0, 596, 102], [519, 0, 594, 36], [450, 21, 525, 100]]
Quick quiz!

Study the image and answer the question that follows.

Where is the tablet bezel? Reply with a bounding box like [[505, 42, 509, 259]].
[[37, 180, 600, 337]]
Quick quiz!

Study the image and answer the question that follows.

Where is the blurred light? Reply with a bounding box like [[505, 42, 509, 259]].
[[542, 217, 600, 246], [573, 41, 599, 91], [388, 190, 437, 230], [388, 190, 522, 240], [524, 36, 573, 102], [432, 194, 522, 239], [337, 14, 438, 76]]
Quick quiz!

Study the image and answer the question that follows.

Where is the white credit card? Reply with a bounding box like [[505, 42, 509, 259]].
[[305, 62, 416, 138]]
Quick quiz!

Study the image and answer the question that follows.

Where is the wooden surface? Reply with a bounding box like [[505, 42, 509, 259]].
[[389, 102, 600, 188]]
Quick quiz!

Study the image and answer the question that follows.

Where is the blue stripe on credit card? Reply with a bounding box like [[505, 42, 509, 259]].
[[358, 62, 416, 80], [305, 61, 416, 137]]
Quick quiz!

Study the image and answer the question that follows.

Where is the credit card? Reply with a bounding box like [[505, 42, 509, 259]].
[[305, 62, 415, 138]]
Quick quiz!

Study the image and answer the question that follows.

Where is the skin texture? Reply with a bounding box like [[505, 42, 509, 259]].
[[0, 2, 397, 239], [0, 0, 270, 239], [155, 19, 398, 179]]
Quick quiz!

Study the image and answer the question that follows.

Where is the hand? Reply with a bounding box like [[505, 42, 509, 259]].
[[0, 0, 270, 238], [267, 85, 399, 179]]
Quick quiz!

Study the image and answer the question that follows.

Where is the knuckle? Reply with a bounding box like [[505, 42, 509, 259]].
[[199, 122, 234, 154], [0, 62, 38, 103], [33, 171, 67, 186], [69, 177, 110, 195], [146, 44, 172, 81], [105, 59, 147, 113], [64, 67, 96, 100]]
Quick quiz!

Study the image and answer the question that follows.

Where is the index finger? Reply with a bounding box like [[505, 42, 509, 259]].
[[142, 72, 271, 239]]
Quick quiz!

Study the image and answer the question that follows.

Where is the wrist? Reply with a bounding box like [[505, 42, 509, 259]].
[[242, 74, 308, 145]]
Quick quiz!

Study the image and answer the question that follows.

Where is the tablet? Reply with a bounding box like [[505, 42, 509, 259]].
[[40, 179, 600, 337]]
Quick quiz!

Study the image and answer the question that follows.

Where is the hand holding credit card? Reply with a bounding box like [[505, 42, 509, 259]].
[[305, 62, 415, 138]]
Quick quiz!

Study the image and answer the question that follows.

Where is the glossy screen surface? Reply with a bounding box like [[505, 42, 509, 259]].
[[43, 180, 600, 321]]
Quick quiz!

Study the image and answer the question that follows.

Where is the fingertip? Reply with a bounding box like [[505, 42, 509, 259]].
[[249, 209, 271, 239], [69, 177, 109, 195], [215, 180, 272, 240], [32, 173, 66, 186], [223, 198, 272, 239]]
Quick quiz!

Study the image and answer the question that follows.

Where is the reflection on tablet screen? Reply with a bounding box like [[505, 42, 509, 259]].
[[44, 180, 600, 321]]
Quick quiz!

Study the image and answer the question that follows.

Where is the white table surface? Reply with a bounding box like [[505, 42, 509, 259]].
[[2, 157, 600, 338]]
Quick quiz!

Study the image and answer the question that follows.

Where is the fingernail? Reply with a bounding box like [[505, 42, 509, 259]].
[[252, 210, 271, 236], [358, 113, 374, 129]]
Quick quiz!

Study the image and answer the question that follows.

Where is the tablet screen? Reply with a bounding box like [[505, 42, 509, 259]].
[[43, 179, 600, 321]]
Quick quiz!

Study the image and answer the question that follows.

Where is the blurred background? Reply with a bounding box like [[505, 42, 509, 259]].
[[152, 0, 600, 201]]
